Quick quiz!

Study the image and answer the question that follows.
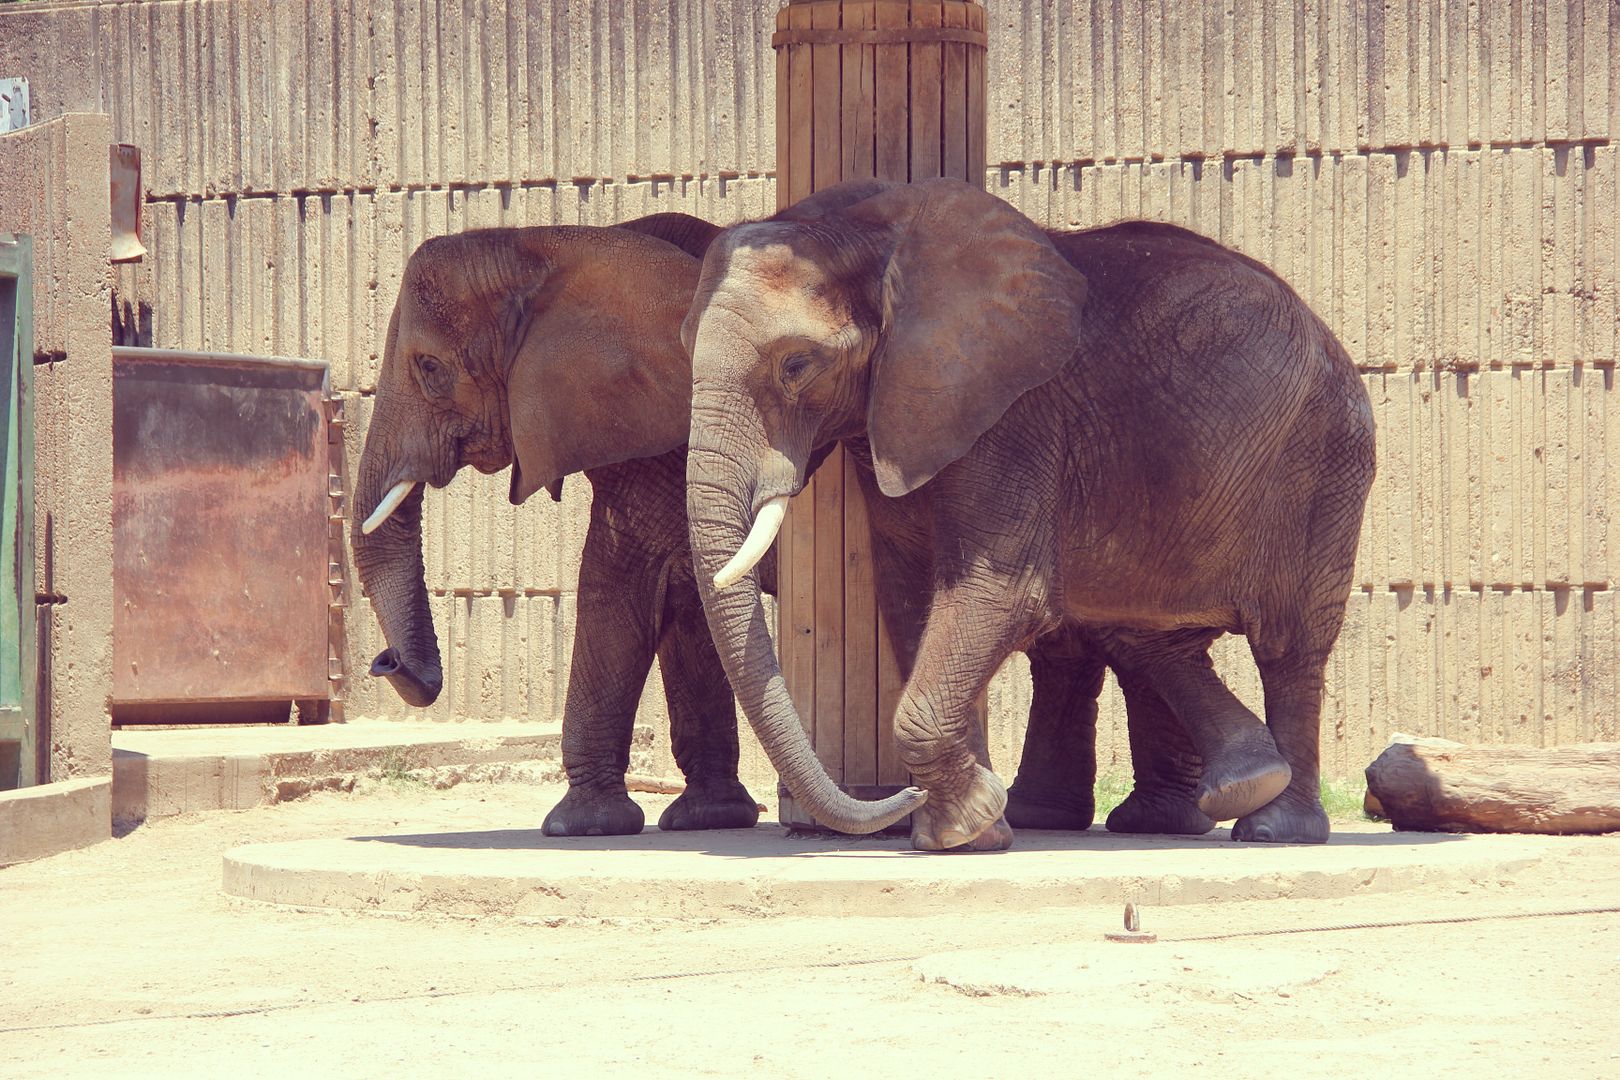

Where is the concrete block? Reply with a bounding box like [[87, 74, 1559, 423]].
[[438, 0, 468, 186], [1587, 589, 1618, 741], [0, 114, 116, 784], [305, 7, 337, 190], [520, 0, 556, 184], [554, 591, 578, 719], [199, 198, 231, 351], [511, 484, 557, 595], [560, 0, 593, 179], [0, 779, 110, 867], [526, 593, 562, 723], [395, 0, 426, 185]]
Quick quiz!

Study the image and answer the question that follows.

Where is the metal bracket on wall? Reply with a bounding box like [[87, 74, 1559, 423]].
[[0, 78, 28, 133], [110, 144, 146, 263], [324, 393, 347, 724]]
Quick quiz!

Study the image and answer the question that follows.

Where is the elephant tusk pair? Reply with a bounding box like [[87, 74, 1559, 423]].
[[713, 495, 790, 589], [361, 480, 418, 535]]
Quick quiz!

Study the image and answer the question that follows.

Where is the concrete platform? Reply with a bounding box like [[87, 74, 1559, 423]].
[[112, 720, 593, 822], [222, 820, 1566, 920], [0, 777, 111, 867]]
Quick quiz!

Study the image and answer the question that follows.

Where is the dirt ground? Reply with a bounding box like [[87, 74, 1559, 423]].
[[3, 779, 1617, 1079]]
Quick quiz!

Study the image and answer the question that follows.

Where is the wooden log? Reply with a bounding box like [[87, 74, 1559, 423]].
[[1364, 736, 1620, 834]]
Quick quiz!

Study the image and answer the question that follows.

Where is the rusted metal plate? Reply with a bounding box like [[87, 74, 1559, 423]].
[[112, 348, 330, 708]]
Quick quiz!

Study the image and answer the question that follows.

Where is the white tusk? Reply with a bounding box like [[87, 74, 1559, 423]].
[[361, 480, 418, 535], [713, 496, 789, 589]]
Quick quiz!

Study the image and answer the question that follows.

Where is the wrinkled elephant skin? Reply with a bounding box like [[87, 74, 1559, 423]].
[[681, 179, 1374, 851]]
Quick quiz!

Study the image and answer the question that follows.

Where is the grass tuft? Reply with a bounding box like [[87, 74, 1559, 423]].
[[1094, 770, 1133, 820], [1319, 776, 1373, 823], [374, 748, 428, 789]]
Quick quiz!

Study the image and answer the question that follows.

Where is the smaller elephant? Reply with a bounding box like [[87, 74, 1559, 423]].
[[352, 215, 767, 835]]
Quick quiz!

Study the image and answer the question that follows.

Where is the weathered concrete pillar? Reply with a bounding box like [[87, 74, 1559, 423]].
[[0, 112, 115, 862], [772, 0, 987, 827]]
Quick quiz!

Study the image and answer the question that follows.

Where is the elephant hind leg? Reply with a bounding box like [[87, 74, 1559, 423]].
[[1234, 413, 1371, 845], [654, 580, 761, 832], [1098, 629, 1290, 825], [1231, 652, 1330, 843], [1104, 667, 1215, 836]]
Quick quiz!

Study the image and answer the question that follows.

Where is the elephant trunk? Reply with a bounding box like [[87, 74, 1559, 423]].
[[686, 397, 925, 834], [352, 428, 443, 709]]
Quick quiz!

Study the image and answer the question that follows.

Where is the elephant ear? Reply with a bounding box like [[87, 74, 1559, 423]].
[[506, 228, 699, 504], [856, 180, 1089, 498]]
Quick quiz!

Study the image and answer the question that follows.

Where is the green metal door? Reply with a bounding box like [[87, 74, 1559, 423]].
[[1, 233, 36, 790]]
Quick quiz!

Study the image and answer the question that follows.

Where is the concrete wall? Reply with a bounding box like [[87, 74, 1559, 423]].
[[0, 111, 116, 862], [0, 112, 117, 785], [1, 2, 1614, 789]]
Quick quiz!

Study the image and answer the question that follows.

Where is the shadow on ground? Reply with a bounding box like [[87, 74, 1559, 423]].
[[350, 824, 1465, 856]]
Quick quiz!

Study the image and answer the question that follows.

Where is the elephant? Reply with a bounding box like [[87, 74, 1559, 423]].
[[680, 177, 1376, 851], [352, 213, 777, 835], [346, 209, 1154, 839]]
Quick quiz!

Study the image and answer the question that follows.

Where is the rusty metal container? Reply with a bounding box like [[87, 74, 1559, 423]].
[[111, 347, 337, 724]]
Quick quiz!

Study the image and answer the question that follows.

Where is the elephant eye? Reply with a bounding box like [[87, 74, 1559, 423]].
[[781, 353, 813, 385], [415, 354, 452, 396]]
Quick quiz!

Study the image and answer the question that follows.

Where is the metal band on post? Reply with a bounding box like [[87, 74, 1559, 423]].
[[772, 27, 987, 48]]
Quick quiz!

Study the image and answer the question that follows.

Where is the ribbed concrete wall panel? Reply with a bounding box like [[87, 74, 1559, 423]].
[[0, 1, 782, 196], [1354, 368, 1619, 592], [8, 2, 1618, 177], [984, 0, 1618, 165], [992, 145, 1619, 370]]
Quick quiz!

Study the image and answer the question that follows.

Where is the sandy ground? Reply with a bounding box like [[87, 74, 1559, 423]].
[[3, 779, 1617, 1079]]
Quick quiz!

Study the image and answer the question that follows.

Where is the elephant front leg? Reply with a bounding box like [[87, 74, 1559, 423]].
[[893, 586, 1025, 853], [653, 584, 761, 832], [541, 526, 659, 837], [1005, 628, 1104, 831]]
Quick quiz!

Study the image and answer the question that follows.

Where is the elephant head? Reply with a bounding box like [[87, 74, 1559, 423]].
[[682, 178, 1088, 833], [353, 222, 706, 707]]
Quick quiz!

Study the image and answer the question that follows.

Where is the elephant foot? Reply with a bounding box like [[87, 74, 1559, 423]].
[[657, 777, 761, 831], [542, 784, 645, 837], [1005, 782, 1095, 831], [910, 765, 1012, 852], [1195, 728, 1292, 823], [1232, 792, 1330, 844], [1105, 786, 1216, 835]]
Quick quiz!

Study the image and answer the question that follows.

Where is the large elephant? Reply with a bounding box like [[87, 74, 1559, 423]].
[[682, 178, 1375, 850], [352, 214, 780, 835]]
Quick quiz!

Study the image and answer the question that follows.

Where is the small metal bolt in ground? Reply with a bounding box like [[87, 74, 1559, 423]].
[[1105, 902, 1158, 944]]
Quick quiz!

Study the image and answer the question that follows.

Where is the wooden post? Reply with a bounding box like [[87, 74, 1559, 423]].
[[772, 0, 988, 829]]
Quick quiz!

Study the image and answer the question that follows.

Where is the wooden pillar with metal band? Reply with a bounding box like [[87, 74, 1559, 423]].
[[771, 0, 987, 829]]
